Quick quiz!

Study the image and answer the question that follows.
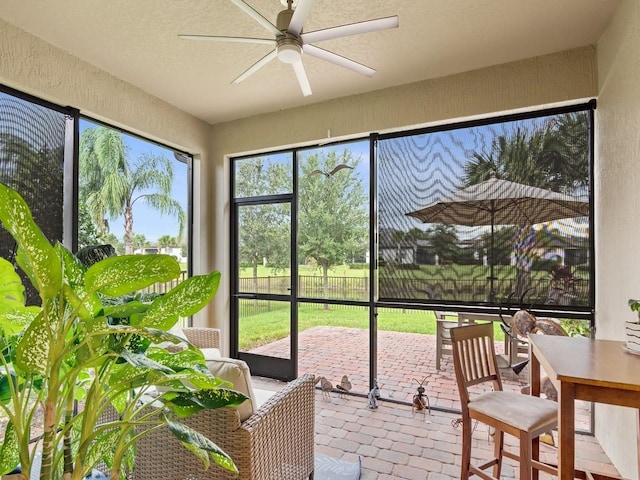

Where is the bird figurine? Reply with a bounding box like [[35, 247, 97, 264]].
[[335, 375, 352, 398], [309, 164, 354, 177], [315, 376, 333, 400], [367, 379, 381, 409]]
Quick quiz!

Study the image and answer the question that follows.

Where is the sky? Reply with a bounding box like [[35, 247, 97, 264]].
[[80, 119, 188, 244]]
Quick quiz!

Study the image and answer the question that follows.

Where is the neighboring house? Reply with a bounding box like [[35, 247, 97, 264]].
[[134, 245, 187, 264]]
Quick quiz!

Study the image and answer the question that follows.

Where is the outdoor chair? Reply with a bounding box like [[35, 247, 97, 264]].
[[132, 327, 316, 480], [449, 323, 558, 480], [435, 311, 466, 370]]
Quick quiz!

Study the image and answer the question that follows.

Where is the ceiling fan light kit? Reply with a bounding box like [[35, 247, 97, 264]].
[[179, 0, 398, 96], [277, 35, 302, 63]]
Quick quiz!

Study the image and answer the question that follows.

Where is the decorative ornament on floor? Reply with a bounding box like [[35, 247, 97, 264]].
[[411, 376, 431, 416], [335, 375, 352, 398], [367, 379, 381, 409], [315, 375, 334, 400]]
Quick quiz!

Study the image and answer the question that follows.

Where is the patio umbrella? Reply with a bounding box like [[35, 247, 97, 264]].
[[405, 175, 589, 302]]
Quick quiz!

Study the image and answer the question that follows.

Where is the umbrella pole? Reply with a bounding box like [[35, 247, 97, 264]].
[[489, 205, 495, 303], [489, 219, 496, 303]]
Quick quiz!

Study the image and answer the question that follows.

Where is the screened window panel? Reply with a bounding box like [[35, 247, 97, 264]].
[[0, 91, 67, 304], [377, 109, 592, 310]]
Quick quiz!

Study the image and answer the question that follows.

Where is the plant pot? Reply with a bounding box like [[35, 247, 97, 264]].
[[625, 321, 640, 352]]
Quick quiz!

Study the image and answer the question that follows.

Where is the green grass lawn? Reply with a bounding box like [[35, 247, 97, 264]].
[[238, 302, 506, 351]]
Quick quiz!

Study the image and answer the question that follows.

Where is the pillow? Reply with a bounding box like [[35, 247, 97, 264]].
[[200, 348, 221, 361], [206, 357, 256, 421]]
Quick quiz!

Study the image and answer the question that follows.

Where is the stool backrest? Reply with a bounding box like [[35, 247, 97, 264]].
[[450, 323, 503, 410]]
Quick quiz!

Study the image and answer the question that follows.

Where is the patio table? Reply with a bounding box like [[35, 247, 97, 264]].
[[529, 334, 640, 480]]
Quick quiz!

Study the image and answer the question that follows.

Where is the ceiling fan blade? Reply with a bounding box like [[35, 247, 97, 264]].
[[303, 44, 375, 76], [229, 0, 281, 37], [301, 15, 398, 44], [292, 60, 312, 96], [232, 49, 277, 84], [287, 0, 314, 36], [179, 34, 276, 46]]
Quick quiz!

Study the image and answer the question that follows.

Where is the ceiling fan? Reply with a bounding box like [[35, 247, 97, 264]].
[[179, 0, 398, 96]]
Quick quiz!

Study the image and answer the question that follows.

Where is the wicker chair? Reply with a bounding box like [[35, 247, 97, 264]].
[[132, 327, 316, 480]]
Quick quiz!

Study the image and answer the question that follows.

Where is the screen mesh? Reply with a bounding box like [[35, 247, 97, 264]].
[[377, 110, 591, 309], [0, 91, 67, 304]]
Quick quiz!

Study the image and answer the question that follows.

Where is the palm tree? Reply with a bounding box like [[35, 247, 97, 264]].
[[79, 127, 185, 254], [463, 112, 589, 192], [157, 234, 176, 254], [132, 233, 149, 253], [462, 112, 589, 299]]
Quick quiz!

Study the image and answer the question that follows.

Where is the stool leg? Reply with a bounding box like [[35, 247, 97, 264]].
[[519, 431, 532, 480], [461, 419, 472, 480], [493, 429, 504, 479]]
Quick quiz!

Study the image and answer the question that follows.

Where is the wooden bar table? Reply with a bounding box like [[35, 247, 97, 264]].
[[529, 335, 640, 480]]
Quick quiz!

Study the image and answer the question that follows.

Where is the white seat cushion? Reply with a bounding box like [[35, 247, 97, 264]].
[[469, 391, 557, 432], [206, 357, 256, 421]]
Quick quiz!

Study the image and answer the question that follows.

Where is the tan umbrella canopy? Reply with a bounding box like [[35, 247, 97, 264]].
[[406, 175, 589, 302]]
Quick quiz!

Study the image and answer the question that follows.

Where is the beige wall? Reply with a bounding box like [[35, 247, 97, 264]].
[[595, 1, 640, 478]]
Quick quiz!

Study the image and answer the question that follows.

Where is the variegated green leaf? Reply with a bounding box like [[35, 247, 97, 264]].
[[0, 258, 24, 306], [103, 301, 151, 319], [165, 388, 249, 417], [58, 244, 102, 320], [140, 271, 221, 330], [0, 305, 39, 337], [119, 350, 173, 374], [164, 415, 237, 474], [0, 373, 20, 403], [75, 315, 110, 365], [0, 421, 19, 475], [183, 441, 211, 470], [15, 311, 49, 374], [0, 183, 61, 299], [85, 425, 126, 473], [84, 255, 180, 297]]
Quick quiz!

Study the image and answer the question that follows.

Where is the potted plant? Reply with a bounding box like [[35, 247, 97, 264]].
[[627, 299, 640, 351], [0, 182, 246, 479]]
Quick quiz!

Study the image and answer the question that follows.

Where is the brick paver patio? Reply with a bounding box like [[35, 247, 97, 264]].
[[250, 326, 591, 429], [250, 326, 614, 478]]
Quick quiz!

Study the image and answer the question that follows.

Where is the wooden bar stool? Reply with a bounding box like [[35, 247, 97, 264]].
[[450, 323, 558, 480]]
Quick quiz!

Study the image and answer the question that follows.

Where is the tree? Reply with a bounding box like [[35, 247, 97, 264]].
[[463, 113, 589, 193], [235, 158, 291, 296], [428, 225, 462, 264], [79, 127, 185, 254], [157, 234, 177, 253], [132, 233, 150, 252], [298, 150, 368, 307], [77, 199, 101, 249], [102, 232, 125, 255]]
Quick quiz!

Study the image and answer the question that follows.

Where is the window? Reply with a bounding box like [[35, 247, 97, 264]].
[[78, 119, 192, 293], [377, 106, 593, 313], [0, 87, 74, 304]]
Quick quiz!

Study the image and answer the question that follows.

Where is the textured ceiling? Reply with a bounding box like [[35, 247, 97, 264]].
[[0, 0, 620, 125]]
